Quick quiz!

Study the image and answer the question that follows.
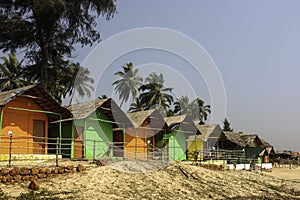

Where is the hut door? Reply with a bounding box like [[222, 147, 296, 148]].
[[33, 120, 45, 154], [113, 130, 124, 157], [74, 126, 84, 158]]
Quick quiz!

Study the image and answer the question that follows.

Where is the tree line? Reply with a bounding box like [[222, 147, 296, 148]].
[[0, 1, 234, 127], [0, 0, 116, 104], [112, 63, 211, 123]]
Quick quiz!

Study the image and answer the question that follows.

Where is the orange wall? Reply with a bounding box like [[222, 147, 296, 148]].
[[0, 97, 48, 154], [124, 121, 155, 160]]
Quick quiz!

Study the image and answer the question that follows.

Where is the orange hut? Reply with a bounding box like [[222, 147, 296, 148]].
[[0, 85, 70, 156], [125, 109, 167, 160]]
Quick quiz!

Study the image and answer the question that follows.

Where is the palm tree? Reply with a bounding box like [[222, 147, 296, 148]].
[[139, 72, 174, 113], [129, 97, 145, 112], [173, 95, 191, 115], [113, 63, 143, 107], [223, 118, 233, 132], [189, 98, 211, 123], [66, 63, 94, 105], [0, 53, 28, 91], [98, 95, 108, 100]]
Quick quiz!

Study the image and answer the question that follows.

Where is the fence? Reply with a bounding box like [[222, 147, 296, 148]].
[[0, 134, 262, 167]]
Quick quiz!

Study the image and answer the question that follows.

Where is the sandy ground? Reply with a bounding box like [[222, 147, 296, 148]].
[[1, 160, 300, 200]]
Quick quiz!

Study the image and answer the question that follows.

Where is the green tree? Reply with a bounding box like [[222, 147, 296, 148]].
[[139, 72, 174, 113], [24, 57, 94, 104], [223, 118, 233, 132], [129, 97, 145, 113], [113, 63, 143, 106], [66, 63, 94, 105], [173, 95, 191, 115], [189, 98, 211, 123], [0, 53, 29, 91], [98, 95, 109, 100], [0, 0, 116, 88]]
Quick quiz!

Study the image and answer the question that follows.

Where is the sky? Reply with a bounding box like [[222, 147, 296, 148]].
[[70, 1, 300, 152]]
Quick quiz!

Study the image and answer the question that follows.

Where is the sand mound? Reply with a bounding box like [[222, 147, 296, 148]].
[[108, 160, 168, 173], [1, 161, 300, 199]]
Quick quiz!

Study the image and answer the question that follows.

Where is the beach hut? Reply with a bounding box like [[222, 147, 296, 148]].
[[187, 124, 223, 160], [164, 115, 199, 161], [49, 98, 132, 159], [220, 132, 267, 163], [125, 109, 168, 160], [0, 85, 70, 158], [259, 137, 275, 163]]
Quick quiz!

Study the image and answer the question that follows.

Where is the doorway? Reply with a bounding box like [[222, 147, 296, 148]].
[[33, 120, 45, 154]]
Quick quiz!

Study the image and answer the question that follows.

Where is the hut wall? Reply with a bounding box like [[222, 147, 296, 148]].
[[1, 97, 48, 154], [78, 110, 113, 159], [48, 121, 73, 158], [167, 130, 187, 161], [187, 139, 203, 160], [124, 121, 155, 160]]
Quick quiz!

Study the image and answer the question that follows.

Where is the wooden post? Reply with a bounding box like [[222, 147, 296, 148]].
[[8, 133, 12, 167], [56, 137, 59, 167], [93, 139, 96, 163]]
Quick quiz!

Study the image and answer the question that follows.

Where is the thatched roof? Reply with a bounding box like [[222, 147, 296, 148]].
[[66, 98, 133, 128], [165, 115, 200, 134], [240, 134, 263, 148], [259, 138, 273, 148], [188, 124, 222, 142], [127, 109, 166, 129], [0, 85, 71, 122], [164, 115, 186, 127], [223, 132, 247, 147]]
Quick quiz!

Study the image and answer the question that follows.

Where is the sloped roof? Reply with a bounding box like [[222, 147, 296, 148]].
[[67, 99, 107, 119], [164, 115, 186, 127], [259, 138, 273, 147], [164, 115, 200, 134], [240, 134, 262, 148], [66, 98, 133, 128], [188, 124, 221, 141], [0, 85, 71, 122], [127, 109, 167, 129], [223, 132, 247, 147]]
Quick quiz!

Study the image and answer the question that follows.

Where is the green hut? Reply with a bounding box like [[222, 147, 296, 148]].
[[49, 98, 132, 159], [164, 115, 199, 161], [221, 132, 267, 163]]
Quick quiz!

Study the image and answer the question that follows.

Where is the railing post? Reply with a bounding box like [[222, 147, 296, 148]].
[[93, 139, 96, 163], [8, 132, 12, 167], [56, 137, 59, 167]]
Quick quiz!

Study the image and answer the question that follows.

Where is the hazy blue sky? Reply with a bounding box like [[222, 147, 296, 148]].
[[71, 1, 300, 152]]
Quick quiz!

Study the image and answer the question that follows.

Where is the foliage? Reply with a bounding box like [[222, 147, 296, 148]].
[[129, 97, 145, 112], [113, 63, 143, 106], [189, 98, 211, 123], [173, 96, 211, 123], [98, 94, 109, 100], [173, 95, 191, 115], [138, 72, 174, 113], [223, 118, 233, 132], [0, 0, 115, 103], [0, 53, 29, 91]]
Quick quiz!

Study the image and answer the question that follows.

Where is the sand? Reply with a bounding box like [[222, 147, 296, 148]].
[[1, 160, 300, 200]]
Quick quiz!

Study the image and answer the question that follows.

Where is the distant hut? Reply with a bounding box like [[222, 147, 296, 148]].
[[49, 98, 132, 159], [164, 115, 198, 161], [125, 109, 168, 160], [258, 138, 275, 163], [220, 132, 267, 163], [0, 85, 70, 158], [187, 124, 223, 161]]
